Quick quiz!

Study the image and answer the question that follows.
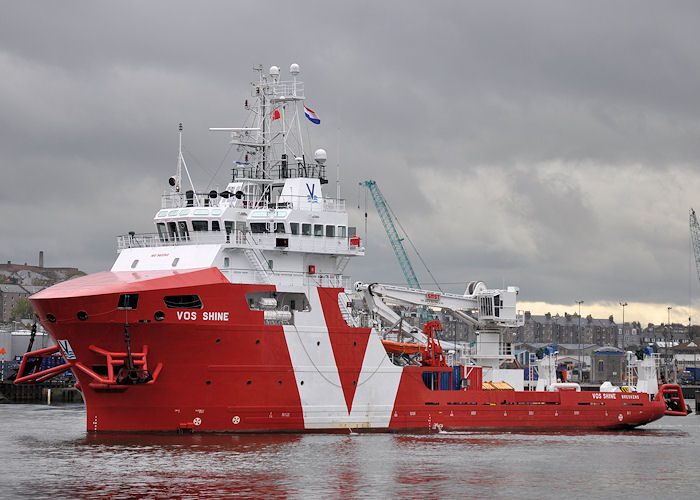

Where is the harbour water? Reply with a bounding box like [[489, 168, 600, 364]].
[[1, 403, 698, 499]]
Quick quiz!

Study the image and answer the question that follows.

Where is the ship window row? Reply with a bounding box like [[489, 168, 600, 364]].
[[157, 221, 348, 241], [289, 223, 346, 238], [250, 222, 347, 237]]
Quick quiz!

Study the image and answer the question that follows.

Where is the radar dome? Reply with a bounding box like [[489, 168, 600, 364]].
[[269, 66, 280, 77], [314, 148, 327, 164], [290, 63, 300, 76]]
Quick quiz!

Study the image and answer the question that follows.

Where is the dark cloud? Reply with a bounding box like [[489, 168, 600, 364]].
[[2, 1, 700, 316]]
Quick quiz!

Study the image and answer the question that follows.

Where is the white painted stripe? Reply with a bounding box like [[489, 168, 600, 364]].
[[283, 287, 403, 429]]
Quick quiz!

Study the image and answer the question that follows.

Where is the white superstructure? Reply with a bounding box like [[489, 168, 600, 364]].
[[113, 64, 363, 290]]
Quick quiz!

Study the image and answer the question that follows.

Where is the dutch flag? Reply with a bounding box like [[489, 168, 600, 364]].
[[304, 106, 321, 125]]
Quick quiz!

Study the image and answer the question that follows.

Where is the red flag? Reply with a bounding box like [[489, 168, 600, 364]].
[[271, 109, 281, 121]]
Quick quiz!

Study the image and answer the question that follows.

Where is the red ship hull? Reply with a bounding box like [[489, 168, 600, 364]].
[[22, 268, 676, 433]]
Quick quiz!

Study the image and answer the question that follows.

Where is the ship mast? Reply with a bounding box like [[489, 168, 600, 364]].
[[210, 63, 326, 190], [176, 123, 182, 192]]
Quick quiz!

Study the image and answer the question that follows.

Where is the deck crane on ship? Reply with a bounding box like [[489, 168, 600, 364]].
[[360, 180, 436, 323]]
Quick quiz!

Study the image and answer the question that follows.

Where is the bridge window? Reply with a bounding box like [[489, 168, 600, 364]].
[[167, 222, 178, 240], [290, 222, 299, 235], [314, 224, 323, 237], [274, 223, 286, 233], [212, 220, 220, 231], [302, 223, 311, 236], [224, 221, 234, 234], [337, 226, 346, 238], [251, 223, 269, 233], [157, 223, 168, 241], [325, 225, 335, 237], [178, 221, 190, 240], [192, 220, 208, 231]]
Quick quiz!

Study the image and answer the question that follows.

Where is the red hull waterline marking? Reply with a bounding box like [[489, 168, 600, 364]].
[[16, 63, 687, 433]]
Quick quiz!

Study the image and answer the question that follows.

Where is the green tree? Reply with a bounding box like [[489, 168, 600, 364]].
[[10, 297, 35, 321]]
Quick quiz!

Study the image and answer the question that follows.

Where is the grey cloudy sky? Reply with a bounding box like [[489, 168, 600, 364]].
[[3, 1, 700, 324]]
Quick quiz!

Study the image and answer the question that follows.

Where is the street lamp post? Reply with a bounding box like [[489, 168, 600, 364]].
[[577, 300, 584, 382], [619, 301, 628, 348]]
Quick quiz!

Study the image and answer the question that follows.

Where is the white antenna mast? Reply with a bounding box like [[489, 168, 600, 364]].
[[176, 123, 183, 192], [176, 123, 198, 206], [291, 64, 305, 163], [336, 125, 341, 200]]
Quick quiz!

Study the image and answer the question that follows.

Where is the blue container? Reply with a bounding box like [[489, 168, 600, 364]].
[[453, 365, 462, 390], [422, 372, 435, 390], [440, 371, 451, 391]]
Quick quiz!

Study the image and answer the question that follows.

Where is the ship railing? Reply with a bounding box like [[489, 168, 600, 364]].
[[222, 267, 351, 288], [161, 191, 346, 212], [232, 164, 326, 182], [117, 231, 228, 249], [266, 80, 304, 100], [117, 230, 364, 255], [161, 192, 220, 209]]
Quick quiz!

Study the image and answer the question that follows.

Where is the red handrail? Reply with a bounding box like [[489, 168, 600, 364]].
[[14, 343, 162, 389], [656, 384, 688, 416]]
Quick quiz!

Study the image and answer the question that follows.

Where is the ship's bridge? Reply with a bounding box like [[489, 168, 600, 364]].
[[117, 174, 362, 259], [114, 64, 363, 285]]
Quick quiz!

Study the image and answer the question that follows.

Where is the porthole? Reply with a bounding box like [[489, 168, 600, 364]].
[[206, 380, 211, 385], [300, 381, 304, 386], [77, 311, 88, 321], [246, 380, 252, 385], [154, 311, 165, 321], [316, 341, 320, 346], [46, 314, 56, 323], [216, 338, 221, 344], [171, 257, 180, 267], [131, 259, 139, 269], [255, 339, 260, 345], [353, 341, 357, 347], [278, 380, 282, 385]]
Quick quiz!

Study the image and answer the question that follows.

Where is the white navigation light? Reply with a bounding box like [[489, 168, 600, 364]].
[[290, 63, 300, 76], [314, 148, 327, 165], [269, 66, 280, 77]]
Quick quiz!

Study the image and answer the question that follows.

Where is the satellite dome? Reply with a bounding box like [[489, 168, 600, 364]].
[[314, 148, 327, 164], [290, 63, 300, 76], [269, 66, 280, 77]]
